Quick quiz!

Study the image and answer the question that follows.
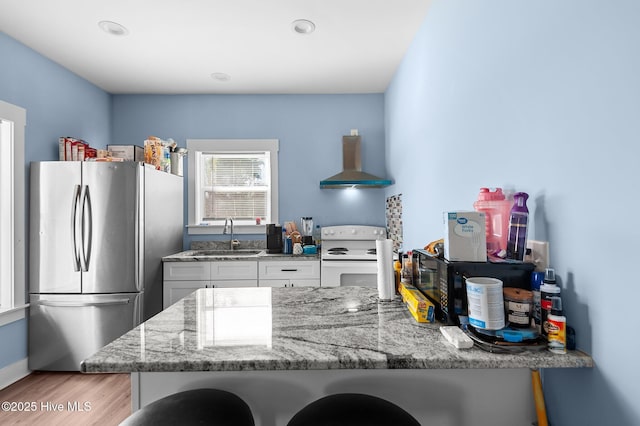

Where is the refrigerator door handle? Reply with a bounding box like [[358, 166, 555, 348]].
[[80, 184, 93, 272], [135, 165, 144, 292], [71, 184, 82, 272], [37, 299, 130, 308]]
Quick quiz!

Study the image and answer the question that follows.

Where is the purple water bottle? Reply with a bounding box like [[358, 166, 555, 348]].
[[506, 192, 529, 261]]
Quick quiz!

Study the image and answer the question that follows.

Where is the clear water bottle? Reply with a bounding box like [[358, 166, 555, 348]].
[[506, 192, 529, 260]]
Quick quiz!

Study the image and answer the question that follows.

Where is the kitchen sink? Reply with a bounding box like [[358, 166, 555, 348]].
[[189, 249, 263, 257]]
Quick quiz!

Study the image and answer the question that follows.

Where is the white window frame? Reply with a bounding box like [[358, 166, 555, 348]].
[[0, 100, 27, 326], [186, 139, 279, 235]]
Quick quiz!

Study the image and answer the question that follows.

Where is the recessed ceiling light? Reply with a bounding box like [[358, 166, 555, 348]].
[[292, 19, 316, 35], [211, 73, 231, 82], [98, 20, 129, 36]]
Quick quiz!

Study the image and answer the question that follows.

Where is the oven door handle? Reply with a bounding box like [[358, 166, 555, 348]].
[[281, 268, 298, 272]]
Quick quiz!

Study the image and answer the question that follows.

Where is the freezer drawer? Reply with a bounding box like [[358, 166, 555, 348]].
[[28, 293, 141, 371]]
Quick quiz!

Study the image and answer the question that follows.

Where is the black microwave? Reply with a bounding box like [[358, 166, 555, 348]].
[[413, 249, 535, 325]]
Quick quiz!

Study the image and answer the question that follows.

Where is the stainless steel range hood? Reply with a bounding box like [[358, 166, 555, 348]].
[[320, 134, 392, 189]]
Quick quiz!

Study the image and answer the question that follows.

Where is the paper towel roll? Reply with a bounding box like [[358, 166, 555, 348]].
[[376, 239, 395, 301]]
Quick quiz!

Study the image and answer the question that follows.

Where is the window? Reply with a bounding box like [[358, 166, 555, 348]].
[[0, 100, 26, 324], [187, 139, 279, 234]]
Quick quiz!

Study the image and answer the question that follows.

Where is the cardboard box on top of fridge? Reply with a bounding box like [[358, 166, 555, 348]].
[[443, 211, 487, 262], [107, 145, 144, 162]]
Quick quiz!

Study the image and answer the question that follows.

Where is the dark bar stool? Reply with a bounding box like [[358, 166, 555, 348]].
[[287, 393, 421, 426], [119, 388, 255, 426]]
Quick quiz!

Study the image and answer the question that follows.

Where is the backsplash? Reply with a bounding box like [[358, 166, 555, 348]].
[[385, 194, 403, 254]]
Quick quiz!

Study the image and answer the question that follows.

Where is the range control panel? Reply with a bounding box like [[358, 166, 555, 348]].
[[321, 225, 387, 241]]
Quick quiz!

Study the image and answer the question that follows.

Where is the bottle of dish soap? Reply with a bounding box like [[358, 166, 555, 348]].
[[506, 192, 529, 261]]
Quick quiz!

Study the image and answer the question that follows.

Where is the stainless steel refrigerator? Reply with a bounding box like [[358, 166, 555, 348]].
[[29, 161, 183, 371]]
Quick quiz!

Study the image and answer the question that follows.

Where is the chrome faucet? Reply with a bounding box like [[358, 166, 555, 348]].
[[223, 218, 240, 250]]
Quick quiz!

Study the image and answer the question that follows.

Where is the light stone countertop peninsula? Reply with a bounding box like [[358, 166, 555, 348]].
[[81, 286, 592, 373]]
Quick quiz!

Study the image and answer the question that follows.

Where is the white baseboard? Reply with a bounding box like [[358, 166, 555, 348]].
[[0, 358, 30, 390]]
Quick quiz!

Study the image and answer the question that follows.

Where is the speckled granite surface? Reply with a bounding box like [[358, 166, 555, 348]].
[[163, 249, 319, 261], [81, 287, 593, 373]]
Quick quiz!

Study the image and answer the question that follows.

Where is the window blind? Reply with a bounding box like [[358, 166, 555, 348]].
[[200, 152, 269, 221]]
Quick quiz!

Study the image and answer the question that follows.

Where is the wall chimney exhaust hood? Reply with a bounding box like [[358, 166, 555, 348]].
[[320, 133, 392, 189]]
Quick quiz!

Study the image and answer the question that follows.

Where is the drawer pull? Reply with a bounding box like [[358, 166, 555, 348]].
[[281, 268, 298, 272]]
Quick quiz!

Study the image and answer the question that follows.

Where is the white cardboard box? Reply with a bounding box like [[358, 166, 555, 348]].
[[107, 144, 144, 161], [443, 211, 487, 262]]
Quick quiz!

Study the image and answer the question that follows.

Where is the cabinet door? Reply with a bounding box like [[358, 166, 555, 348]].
[[163, 262, 211, 281], [259, 279, 289, 288], [259, 279, 319, 288], [211, 261, 258, 280], [212, 280, 258, 288], [289, 279, 320, 287], [163, 281, 208, 308]]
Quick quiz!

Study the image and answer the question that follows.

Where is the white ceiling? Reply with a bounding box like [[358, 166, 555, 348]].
[[0, 0, 432, 94]]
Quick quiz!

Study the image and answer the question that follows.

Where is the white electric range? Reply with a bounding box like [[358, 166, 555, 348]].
[[320, 225, 387, 287]]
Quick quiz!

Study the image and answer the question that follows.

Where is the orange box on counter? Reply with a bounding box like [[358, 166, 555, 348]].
[[399, 282, 435, 323]]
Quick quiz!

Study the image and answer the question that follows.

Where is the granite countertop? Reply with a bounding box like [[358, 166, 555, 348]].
[[81, 287, 593, 373], [163, 240, 319, 261], [162, 249, 320, 261]]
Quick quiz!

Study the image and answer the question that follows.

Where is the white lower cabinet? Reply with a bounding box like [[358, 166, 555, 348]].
[[260, 279, 319, 288], [163, 259, 319, 308], [164, 262, 211, 281], [211, 261, 258, 280], [258, 260, 320, 288], [163, 261, 258, 309], [211, 280, 258, 288], [164, 280, 210, 307]]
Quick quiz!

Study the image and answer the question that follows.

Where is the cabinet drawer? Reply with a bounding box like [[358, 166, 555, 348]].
[[211, 261, 258, 280], [258, 260, 320, 280], [163, 262, 211, 281]]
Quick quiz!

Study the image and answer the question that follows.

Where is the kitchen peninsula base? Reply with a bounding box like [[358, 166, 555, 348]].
[[131, 368, 534, 426]]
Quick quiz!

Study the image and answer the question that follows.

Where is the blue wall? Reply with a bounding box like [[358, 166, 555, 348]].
[[385, 1, 639, 425], [0, 32, 111, 370], [0, 320, 28, 366], [111, 94, 388, 249]]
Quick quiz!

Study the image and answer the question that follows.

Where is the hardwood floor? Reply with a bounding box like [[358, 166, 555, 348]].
[[0, 372, 130, 426]]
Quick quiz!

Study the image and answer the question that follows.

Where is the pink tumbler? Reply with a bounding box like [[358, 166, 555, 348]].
[[473, 188, 513, 255]]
